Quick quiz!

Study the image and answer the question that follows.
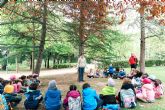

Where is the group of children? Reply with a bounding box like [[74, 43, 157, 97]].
[[87, 64, 126, 79], [0, 74, 42, 110], [0, 68, 164, 110]]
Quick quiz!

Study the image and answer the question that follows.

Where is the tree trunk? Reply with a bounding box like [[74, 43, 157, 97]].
[[140, 13, 146, 73], [30, 55, 32, 70], [79, 3, 85, 56], [44, 59, 47, 68], [47, 52, 51, 69], [53, 55, 56, 66], [34, 2, 47, 75]]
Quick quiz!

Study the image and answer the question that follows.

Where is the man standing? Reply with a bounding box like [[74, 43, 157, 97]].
[[77, 54, 86, 82], [129, 53, 138, 70]]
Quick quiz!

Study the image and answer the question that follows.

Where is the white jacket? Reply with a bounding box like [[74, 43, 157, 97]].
[[77, 57, 86, 68]]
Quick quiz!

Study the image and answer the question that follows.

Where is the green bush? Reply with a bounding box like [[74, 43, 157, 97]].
[[53, 63, 76, 69], [103, 60, 165, 68], [145, 60, 165, 67]]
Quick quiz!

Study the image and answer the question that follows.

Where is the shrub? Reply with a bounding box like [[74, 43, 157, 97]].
[[53, 63, 76, 69], [102, 60, 165, 68]]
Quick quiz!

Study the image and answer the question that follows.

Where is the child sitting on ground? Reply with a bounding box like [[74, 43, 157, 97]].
[[24, 83, 43, 110], [87, 68, 95, 78], [136, 78, 155, 103], [108, 64, 114, 77], [127, 69, 138, 79], [3, 84, 22, 109], [103, 68, 108, 78], [82, 83, 102, 110], [95, 69, 100, 78], [118, 78, 136, 108], [112, 67, 120, 79], [153, 79, 164, 99], [12, 79, 22, 93], [63, 84, 81, 110], [100, 78, 116, 105], [118, 68, 126, 79], [45, 80, 61, 110], [100, 78, 120, 110], [19, 75, 28, 87], [132, 71, 143, 88], [26, 75, 33, 86], [32, 73, 40, 84]]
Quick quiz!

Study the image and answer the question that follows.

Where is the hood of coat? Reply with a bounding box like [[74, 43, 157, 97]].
[[68, 90, 80, 98]]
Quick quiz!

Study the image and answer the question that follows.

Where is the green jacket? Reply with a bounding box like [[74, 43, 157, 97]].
[[100, 86, 116, 95]]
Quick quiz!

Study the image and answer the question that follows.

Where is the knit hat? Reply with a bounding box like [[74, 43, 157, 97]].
[[48, 80, 57, 90], [4, 85, 14, 93], [10, 75, 16, 81], [148, 75, 156, 80], [142, 78, 151, 84], [108, 78, 115, 87]]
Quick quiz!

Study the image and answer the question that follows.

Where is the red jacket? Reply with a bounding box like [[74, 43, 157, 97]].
[[129, 56, 137, 65]]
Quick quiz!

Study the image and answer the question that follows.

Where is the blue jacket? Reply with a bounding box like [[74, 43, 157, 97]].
[[118, 71, 126, 77], [82, 87, 100, 110], [24, 90, 42, 109], [45, 89, 61, 110], [108, 66, 114, 73]]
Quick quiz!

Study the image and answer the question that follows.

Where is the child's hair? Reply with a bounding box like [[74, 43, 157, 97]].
[[82, 83, 90, 89], [27, 75, 33, 79], [141, 73, 149, 79], [2, 80, 11, 86], [13, 79, 21, 84], [29, 83, 38, 90], [20, 75, 26, 80], [123, 78, 131, 85], [154, 79, 162, 87], [69, 85, 77, 91], [135, 71, 143, 78], [0, 78, 4, 83], [32, 74, 39, 79]]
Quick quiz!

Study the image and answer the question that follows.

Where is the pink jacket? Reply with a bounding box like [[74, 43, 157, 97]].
[[63, 90, 81, 105], [142, 84, 155, 101], [13, 82, 22, 93]]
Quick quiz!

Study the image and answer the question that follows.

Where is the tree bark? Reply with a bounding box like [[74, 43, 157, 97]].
[[47, 52, 51, 69], [34, 2, 47, 75], [30, 55, 32, 70], [44, 59, 47, 68], [140, 13, 146, 73], [79, 3, 85, 56], [53, 55, 56, 66]]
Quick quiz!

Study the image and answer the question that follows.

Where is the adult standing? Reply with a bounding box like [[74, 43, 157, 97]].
[[129, 53, 138, 70], [77, 54, 87, 82]]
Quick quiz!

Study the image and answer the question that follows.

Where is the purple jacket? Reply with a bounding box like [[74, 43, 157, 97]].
[[63, 90, 81, 105]]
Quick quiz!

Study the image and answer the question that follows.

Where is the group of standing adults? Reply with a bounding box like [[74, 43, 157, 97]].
[[77, 53, 138, 82]]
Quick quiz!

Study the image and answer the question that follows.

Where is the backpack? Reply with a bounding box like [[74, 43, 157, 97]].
[[24, 93, 39, 109], [132, 77, 142, 88], [68, 96, 81, 110], [120, 89, 136, 108], [0, 94, 9, 110], [102, 104, 120, 110]]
